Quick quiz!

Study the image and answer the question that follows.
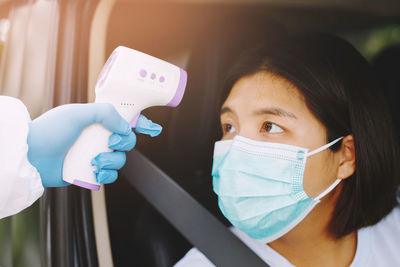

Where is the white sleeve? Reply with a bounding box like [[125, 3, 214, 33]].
[[0, 96, 44, 219], [174, 248, 216, 267]]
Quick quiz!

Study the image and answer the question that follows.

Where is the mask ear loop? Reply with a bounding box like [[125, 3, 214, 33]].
[[306, 136, 344, 201], [314, 179, 341, 201], [306, 136, 344, 157]]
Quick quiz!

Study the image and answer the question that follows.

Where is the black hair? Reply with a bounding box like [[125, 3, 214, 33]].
[[372, 45, 400, 138], [220, 32, 400, 238]]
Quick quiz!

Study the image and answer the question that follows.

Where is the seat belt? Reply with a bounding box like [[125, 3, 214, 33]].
[[121, 150, 269, 267]]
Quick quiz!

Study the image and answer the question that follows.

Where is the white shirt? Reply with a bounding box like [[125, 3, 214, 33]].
[[174, 205, 400, 266], [0, 96, 44, 219]]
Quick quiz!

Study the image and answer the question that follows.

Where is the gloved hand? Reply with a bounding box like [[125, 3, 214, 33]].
[[27, 103, 162, 187], [90, 114, 162, 184]]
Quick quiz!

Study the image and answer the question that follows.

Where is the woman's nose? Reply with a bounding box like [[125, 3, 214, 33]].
[[235, 127, 261, 141]]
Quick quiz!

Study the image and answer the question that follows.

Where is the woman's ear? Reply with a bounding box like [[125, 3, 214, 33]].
[[337, 135, 356, 180]]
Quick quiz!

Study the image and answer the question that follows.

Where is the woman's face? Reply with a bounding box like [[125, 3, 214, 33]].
[[220, 71, 341, 197]]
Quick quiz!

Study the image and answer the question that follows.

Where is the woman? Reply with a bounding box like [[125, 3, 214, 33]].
[[175, 32, 400, 266]]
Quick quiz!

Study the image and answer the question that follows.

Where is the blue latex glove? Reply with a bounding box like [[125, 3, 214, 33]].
[[91, 115, 162, 184], [27, 103, 162, 187]]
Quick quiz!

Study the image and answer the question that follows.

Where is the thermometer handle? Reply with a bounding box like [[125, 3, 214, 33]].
[[63, 105, 141, 190], [63, 124, 112, 190]]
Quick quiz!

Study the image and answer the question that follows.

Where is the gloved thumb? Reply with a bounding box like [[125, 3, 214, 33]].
[[91, 103, 131, 135]]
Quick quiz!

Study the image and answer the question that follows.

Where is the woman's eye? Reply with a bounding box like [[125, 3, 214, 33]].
[[222, 123, 236, 134], [261, 122, 283, 133]]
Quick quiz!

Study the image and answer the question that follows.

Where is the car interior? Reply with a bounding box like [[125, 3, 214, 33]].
[[0, 0, 399, 267]]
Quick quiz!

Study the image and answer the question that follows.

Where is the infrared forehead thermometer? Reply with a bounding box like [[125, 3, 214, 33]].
[[62, 46, 187, 190]]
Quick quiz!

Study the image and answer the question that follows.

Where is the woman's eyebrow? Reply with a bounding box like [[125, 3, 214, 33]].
[[253, 107, 297, 119], [220, 106, 235, 116]]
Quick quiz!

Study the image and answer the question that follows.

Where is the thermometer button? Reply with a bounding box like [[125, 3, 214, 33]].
[[139, 69, 147, 78]]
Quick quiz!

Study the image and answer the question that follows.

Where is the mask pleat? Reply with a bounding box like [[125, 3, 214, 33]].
[[213, 149, 303, 184], [213, 171, 293, 197], [218, 193, 309, 221], [227, 198, 314, 240]]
